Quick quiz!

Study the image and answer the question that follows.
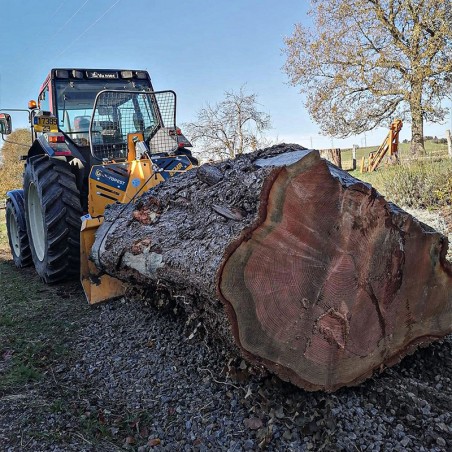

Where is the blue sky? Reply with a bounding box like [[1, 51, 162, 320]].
[[0, 0, 450, 150]]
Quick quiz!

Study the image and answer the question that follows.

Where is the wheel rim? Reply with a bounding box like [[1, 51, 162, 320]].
[[7, 209, 21, 258], [28, 182, 46, 261]]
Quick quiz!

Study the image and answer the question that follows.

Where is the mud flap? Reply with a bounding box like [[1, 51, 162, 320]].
[[80, 217, 125, 304]]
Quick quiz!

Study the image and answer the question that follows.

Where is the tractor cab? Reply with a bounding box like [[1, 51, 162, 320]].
[[35, 69, 192, 162], [25, 69, 195, 211], [49, 70, 150, 146]]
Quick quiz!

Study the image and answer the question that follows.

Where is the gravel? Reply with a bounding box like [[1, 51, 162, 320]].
[[1, 207, 451, 451], [1, 295, 451, 451]]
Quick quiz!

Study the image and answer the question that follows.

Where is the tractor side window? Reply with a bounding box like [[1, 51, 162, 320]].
[[38, 86, 50, 112]]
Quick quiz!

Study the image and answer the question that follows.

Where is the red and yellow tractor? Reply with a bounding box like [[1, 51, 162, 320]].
[[0, 68, 196, 303]]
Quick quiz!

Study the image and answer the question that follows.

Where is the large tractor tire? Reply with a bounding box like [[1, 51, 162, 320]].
[[24, 155, 82, 283], [5, 193, 33, 268]]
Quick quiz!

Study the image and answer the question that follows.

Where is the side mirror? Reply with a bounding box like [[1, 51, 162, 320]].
[[0, 113, 12, 135]]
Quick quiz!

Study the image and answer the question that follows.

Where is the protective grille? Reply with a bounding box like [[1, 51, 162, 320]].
[[89, 90, 178, 161]]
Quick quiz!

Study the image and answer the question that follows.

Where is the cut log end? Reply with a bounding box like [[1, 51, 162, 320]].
[[218, 151, 452, 391]]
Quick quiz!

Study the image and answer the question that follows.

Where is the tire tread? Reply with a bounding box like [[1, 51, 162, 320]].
[[24, 155, 82, 283]]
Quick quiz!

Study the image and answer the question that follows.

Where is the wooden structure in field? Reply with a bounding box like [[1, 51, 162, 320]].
[[361, 119, 403, 172]]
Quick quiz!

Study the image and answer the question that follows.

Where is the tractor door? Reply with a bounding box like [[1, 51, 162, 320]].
[[38, 83, 51, 113]]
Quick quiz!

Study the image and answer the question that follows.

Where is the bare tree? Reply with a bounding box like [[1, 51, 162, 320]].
[[184, 87, 271, 161], [283, 0, 452, 155]]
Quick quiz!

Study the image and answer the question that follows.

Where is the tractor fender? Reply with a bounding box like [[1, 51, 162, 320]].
[[27, 136, 87, 165], [6, 189, 26, 231], [28, 136, 53, 158]]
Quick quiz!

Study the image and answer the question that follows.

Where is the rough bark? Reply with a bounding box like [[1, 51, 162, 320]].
[[409, 90, 425, 155], [91, 144, 452, 391]]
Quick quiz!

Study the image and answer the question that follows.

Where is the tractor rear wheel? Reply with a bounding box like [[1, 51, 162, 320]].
[[24, 155, 82, 283], [6, 197, 32, 268]]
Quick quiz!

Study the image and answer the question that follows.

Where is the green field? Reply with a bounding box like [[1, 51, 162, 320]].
[[330, 141, 452, 239]]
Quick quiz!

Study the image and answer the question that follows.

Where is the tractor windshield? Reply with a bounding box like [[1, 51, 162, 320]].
[[54, 78, 152, 146]]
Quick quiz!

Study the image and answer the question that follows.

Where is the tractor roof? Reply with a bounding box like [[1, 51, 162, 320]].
[[40, 69, 152, 93]]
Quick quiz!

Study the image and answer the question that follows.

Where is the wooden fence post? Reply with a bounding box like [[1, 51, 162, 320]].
[[352, 145, 357, 170], [447, 130, 452, 158]]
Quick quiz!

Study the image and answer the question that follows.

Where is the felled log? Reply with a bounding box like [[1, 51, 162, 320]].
[[92, 144, 452, 391]]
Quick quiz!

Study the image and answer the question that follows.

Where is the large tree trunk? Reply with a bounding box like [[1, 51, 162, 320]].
[[91, 144, 452, 392], [410, 89, 425, 155]]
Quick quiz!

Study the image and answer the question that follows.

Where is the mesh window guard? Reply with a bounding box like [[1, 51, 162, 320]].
[[89, 90, 178, 161]]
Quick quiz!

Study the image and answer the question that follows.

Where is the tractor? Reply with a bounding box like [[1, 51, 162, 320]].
[[0, 68, 196, 303]]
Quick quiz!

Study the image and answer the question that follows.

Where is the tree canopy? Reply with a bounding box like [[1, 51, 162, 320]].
[[0, 129, 31, 197], [184, 87, 271, 161], [284, 0, 452, 154]]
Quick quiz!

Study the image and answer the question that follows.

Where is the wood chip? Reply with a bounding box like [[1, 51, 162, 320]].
[[212, 204, 244, 221]]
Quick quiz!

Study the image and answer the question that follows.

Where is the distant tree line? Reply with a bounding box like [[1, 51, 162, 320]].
[[402, 136, 448, 144]]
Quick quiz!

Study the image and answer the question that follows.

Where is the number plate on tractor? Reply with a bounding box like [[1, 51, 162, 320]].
[[33, 115, 58, 132]]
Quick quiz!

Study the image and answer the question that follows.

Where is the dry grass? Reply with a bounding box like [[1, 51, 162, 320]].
[[351, 152, 452, 211], [0, 129, 31, 198], [0, 208, 81, 391]]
